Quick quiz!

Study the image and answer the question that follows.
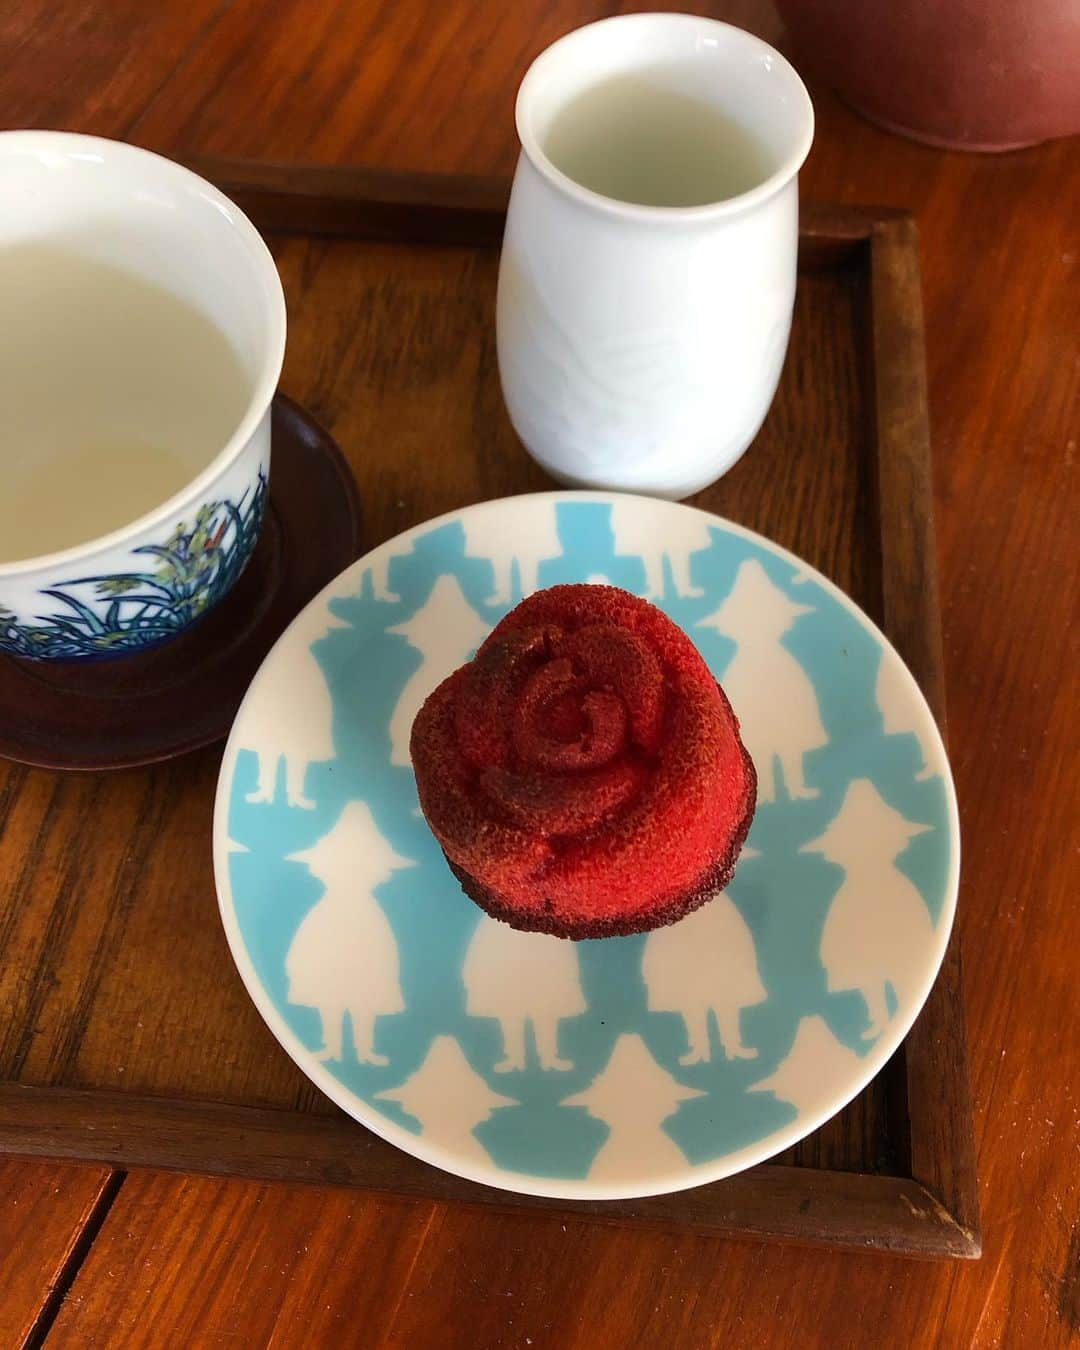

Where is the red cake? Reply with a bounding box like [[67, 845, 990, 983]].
[[409, 583, 756, 939]]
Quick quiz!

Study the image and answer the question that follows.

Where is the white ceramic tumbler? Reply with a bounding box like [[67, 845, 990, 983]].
[[496, 14, 814, 499]]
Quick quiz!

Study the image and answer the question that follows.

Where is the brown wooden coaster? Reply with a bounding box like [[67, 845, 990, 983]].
[[0, 394, 362, 771]]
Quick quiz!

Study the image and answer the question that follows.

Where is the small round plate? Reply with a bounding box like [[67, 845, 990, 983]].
[[0, 396, 362, 771], [214, 493, 959, 1200]]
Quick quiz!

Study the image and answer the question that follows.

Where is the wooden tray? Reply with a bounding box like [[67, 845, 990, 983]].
[[0, 164, 979, 1258]]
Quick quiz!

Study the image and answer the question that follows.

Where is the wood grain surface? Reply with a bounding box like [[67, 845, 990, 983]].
[[0, 1161, 116, 1348], [1, 0, 1078, 1346]]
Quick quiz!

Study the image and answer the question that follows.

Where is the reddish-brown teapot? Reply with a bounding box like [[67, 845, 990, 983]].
[[775, 0, 1080, 150]]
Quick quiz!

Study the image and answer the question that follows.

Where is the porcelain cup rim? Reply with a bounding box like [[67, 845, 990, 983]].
[[515, 13, 815, 226]]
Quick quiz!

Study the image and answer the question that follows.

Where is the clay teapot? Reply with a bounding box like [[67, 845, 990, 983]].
[[774, 0, 1080, 150]]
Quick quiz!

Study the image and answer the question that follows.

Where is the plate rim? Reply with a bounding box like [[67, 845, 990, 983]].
[[212, 489, 961, 1201]]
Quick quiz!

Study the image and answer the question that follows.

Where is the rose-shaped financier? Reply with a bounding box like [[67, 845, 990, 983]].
[[411, 584, 756, 938]]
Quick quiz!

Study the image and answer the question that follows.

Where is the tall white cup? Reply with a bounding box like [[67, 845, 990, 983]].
[[496, 14, 814, 499]]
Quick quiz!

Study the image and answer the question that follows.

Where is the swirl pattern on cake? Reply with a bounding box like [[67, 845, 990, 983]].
[[410, 584, 756, 938]]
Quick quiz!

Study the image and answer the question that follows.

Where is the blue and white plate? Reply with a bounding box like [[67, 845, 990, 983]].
[[213, 493, 959, 1200]]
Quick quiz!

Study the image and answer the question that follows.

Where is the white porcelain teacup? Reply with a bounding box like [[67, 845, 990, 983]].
[[0, 131, 286, 660], [497, 14, 814, 499]]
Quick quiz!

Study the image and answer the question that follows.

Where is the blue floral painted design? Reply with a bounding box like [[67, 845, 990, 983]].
[[0, 471, 266, 660]]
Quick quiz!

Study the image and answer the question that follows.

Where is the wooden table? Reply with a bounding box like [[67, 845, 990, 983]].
[[1, 2, 1077, 1346]]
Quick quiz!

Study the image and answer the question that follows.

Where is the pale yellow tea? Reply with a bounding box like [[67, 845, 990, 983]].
[[542, 71, 772, 208], [0, 246, 252, 563]]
